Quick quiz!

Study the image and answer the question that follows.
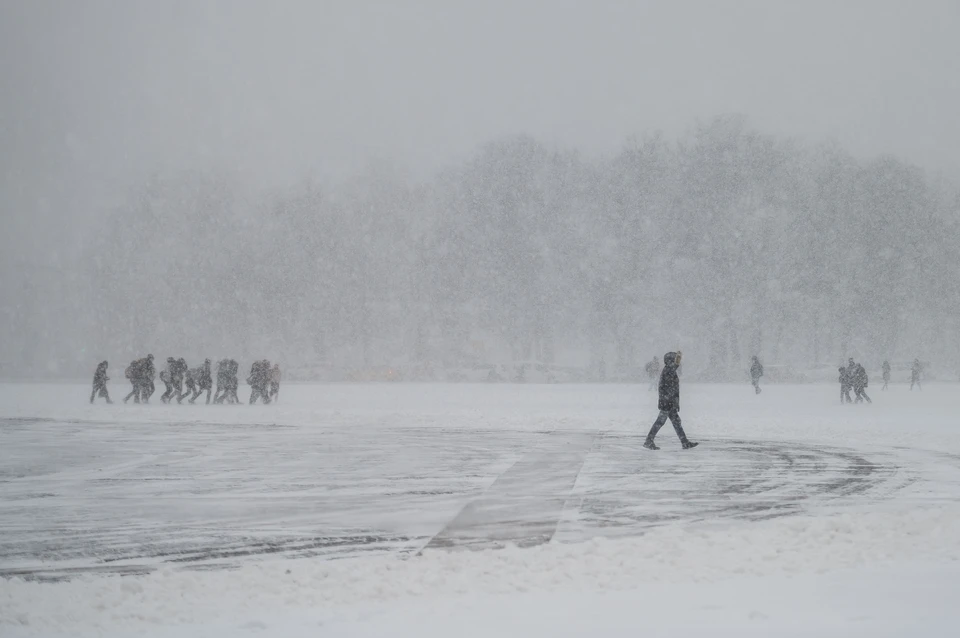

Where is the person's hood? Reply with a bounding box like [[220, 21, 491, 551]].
[[663, 352, 681, 368]]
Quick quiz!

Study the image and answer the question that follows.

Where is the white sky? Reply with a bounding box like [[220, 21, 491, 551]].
[[2, 0, 959, 260]]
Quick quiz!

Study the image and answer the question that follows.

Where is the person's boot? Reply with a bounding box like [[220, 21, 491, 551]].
[[643, 440, 659, 450], [682, 440, 699, 450]]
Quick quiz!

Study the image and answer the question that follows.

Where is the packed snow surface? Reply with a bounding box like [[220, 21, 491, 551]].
[[2, 381, 960, 636]]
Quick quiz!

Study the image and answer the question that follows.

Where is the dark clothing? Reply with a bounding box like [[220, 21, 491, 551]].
[[160, 368, 176, 403], [123, 359, 142, 404], [247, 360, 272, 404], [750, 359, 764, 394], [882, 362, 891, 390], [646, 352, 690, 446], [184, 367, 199, 402], [141, 358, 156, 403], [911, 362, 922, 391], [172, 358, 188, 403], [647, 409, 687, 443], [90, 362, 111, 403], [853, 364, 871, 404], [657, 357, 680, 412], [193, 361, 213, 404], [839, 368, 852, 404]]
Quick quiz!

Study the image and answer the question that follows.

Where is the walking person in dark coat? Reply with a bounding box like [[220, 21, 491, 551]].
[[160, 357, 177, 403], [839, 366, 852, 404], [183, 364, 200, 403], [644, 351, 698, 450], [228, 359, 242, 403], [217, 359, 242, 404], [882, 360, 891, 391], [213, 359, 228, 403], [90, 361, 112, 403], [140, 354, 156, 403], [247, 360, 272, 404], [191, 359, 213, 404], [750, 356, 764, 394], [173, 357, 188, 403], [853, 363, 872, 404], [123, 358, 143, 403]]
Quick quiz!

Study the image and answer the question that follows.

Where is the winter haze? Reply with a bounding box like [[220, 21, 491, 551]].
[[2, 0, 960, 379]]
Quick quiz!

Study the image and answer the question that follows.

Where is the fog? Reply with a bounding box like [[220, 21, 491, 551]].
[[2, 0, 960, 379]]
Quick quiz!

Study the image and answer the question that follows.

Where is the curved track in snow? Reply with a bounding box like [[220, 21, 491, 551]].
[[0, 418, 951, 580]]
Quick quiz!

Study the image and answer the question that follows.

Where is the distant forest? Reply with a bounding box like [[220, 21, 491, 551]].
[[4, 115, 959, 379]]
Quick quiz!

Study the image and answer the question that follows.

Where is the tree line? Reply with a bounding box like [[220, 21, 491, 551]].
[[3, 115, 959, 379]]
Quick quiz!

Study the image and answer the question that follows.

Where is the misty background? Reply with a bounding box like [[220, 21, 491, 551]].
[[2, 0, 959, 380]]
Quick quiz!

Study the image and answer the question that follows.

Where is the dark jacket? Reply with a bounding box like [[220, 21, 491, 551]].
[[142, 357, 156, 381], [750, 359, 764, 380], [854, 364, 868, 389], [844, 364, 858, 387], [198, 361, 212, 389], [93, 362, 109, 385], [658, 352, 681, 412], [173, 358, 188, 383]]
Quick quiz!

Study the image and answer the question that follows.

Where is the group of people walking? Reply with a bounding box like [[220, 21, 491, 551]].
[[89, 357, 281, 405], [839, 358, 871, 404]]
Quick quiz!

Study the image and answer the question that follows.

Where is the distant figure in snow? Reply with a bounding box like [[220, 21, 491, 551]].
[[173, 357, 188, 403], [141, 354, 156, 403], [269, 363, 281, 403], [123, 358, 143, 404], [216, 359, 242, 404], [845, 358, 859, 403], [247, 360, 272, 404], [227, 359, 242, 403], [213, 359, 226, 403], [160, 357, 177, 403], [90, 361, 112, 404], [910, 359, 923, 391], [643, 351, 698, 450], [644, 356, 661, 391], [882, 360, 891, 391], [191, 359, 213, 404], [750, 356, 764, 394], [183, 364, 200, 403], [853, 363, 872, 404], [839, 366, 852, 404]]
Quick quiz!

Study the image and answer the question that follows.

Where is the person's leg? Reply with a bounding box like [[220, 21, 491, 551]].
[[667, 410, 689, 442], [101, 385, 112, 403], [91, 385, 98, 403], [862, 389, 871, 403], [645, 410, 669, 445], [205, 386, 212, 404]]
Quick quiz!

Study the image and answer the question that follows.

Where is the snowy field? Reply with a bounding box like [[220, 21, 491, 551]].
[[3, 381, 960, 636]]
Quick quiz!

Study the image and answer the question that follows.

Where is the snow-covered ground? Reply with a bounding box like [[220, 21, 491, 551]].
[[2, 381, 960, 636]]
